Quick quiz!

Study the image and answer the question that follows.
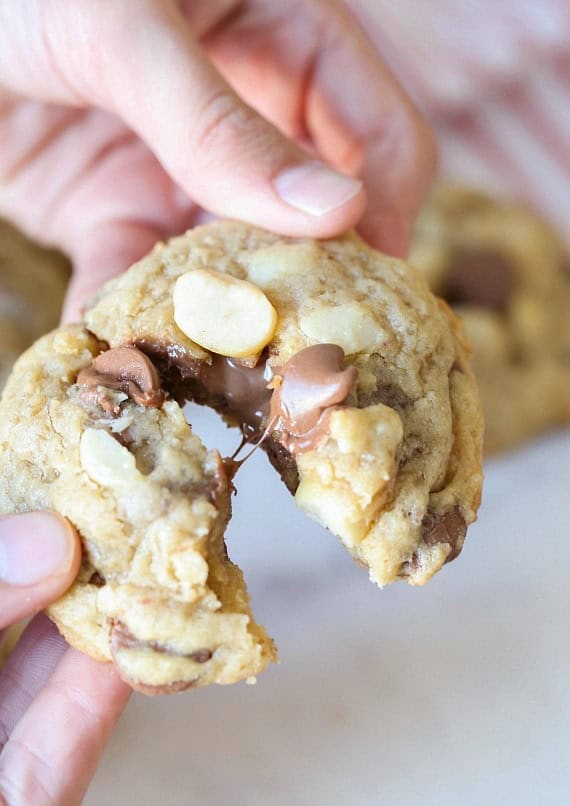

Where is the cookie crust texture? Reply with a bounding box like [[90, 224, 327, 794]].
[[411, 185, 570, 453], [0, 222, 483, 692]]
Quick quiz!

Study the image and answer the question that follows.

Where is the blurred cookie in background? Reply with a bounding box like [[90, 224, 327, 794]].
[[411, 185, 570, 454], [0, 220, 70, 386]]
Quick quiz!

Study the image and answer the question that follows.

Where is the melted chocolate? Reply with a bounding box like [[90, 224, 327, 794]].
[[131, 340, 357, 467], [263, 438, 300, 494], [199, 355, 271, 432], [77, 346, 164, 409], [269, 344, 357, 454]]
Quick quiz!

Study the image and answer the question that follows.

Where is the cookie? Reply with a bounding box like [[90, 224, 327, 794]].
[[0, 220, 70, 386], [411, 185, 570, 453], [0, 222, 483, 692], [0, 326, 275, 693]]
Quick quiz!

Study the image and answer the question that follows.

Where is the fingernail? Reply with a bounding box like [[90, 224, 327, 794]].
[[274, 161, 363, 216], [0, 512, 75, 586]]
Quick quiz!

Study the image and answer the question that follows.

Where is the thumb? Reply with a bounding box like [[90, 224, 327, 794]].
[[0, 513, 80, 630], [0, 1, 365, 238]]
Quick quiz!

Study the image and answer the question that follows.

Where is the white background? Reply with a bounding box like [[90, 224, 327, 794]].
[[87, 405, 570, 806]]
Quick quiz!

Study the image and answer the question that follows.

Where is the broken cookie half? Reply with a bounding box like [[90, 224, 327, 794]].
[[0, 222, 483, 693]]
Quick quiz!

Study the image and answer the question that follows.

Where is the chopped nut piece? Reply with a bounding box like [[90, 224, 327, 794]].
[[80, 428, 140, 487], [173, 269, 277, 358], [300, 302, 386, 355]]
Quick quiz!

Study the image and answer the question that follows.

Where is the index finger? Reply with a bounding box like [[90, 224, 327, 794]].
[[202, 0, 436, 255], [304, 1, 437, 255]]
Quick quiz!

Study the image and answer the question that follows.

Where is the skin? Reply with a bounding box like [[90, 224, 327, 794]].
[[0, 1, 436, 803]]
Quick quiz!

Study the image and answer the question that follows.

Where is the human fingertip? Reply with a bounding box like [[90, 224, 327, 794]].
[[273, 161, 363, 218], [0, 512, 78, 587]]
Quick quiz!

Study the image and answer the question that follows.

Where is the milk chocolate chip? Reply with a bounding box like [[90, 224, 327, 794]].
[[88, 571, 106, 587], [269, 344, 357, 453], [263, 438, 300, 494], [421, 506, 467, 562], [445, 247, 513, 310], [77, 346, 164, 409], [111, 622, 213, 662], [133, 679, 199, 695], [357, 382, 411, 411]]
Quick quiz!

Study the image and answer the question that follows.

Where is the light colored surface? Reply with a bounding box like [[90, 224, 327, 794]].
[[87, 404, 570, 806], [348, 0, 570, 240]]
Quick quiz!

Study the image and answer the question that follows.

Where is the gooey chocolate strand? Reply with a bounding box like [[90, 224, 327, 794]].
[[77, 343, 357, 456], [77, 343, 467, 570], [197, 355, 271, 433], [197, 344, 357, 454]]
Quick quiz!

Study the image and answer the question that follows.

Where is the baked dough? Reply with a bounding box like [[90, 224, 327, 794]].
[[0, 222, 483, 692], [411, 185, 570, 453]]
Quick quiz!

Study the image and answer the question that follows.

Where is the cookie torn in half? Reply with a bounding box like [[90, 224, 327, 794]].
[[0, 222, 483, 693]]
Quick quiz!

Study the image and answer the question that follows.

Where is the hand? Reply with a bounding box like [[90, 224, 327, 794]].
[[0, 513, 130, 804], [0, 1, 436, 802], [0, 0, 435, 320]]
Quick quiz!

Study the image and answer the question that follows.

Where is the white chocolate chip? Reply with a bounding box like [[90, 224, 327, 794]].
[[80, 428, 140, 487], [300, 302, 385, 355], [173, 269, 278, 358]]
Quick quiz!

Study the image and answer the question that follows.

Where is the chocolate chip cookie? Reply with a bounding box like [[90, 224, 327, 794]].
[[0, 222, 483, 692], [411, 184, 570, 453], [0, 220, 70, 386]]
